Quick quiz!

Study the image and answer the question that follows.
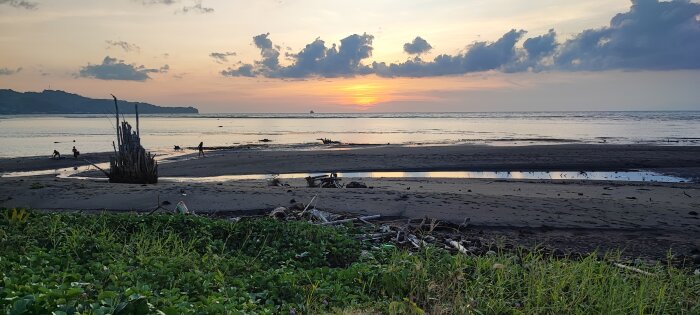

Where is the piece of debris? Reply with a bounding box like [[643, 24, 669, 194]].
[[269, 207, 288, 219], [259, 139, 272, 142], [346, 181, 368, 188], [317, 138, 341, 144], [268, 174, 282, 186], [320, 215, 381, 226], [305, 172, 342, 188], [175, 201, 191, 215], [613, 263, 654, 276]]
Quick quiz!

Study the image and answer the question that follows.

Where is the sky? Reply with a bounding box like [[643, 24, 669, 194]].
[[1, 0, 699, 113]]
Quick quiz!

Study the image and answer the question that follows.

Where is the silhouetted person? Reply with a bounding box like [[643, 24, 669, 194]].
[[52, 150, 61, 159], [197, 141, 205, 157], [72, 146, 80, 159]]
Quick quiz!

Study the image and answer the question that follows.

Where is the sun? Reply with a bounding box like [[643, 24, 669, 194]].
[[340, 83, 384, 108]]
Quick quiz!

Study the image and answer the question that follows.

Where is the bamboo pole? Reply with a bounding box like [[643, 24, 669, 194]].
[[111, 94, 121, 148], [135, 103, 140, 137]]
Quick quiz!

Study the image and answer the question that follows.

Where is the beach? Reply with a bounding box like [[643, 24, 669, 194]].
[[2, 143, 699, 261]]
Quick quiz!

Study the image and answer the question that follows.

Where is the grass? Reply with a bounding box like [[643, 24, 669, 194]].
[[1, 210, 698, 314]]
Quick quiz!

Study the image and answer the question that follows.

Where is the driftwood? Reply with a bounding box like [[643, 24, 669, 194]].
[[306, 173, 342, 188], [108, 95, 158, 184], [613, 263, 654, 276], [449, 239, 470, 255], [320, 214, 381, 225]]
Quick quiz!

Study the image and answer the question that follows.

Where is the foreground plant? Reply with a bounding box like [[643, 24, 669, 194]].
[[0, 210, 698, 314]]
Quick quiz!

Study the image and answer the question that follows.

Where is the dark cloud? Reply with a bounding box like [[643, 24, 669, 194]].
[[0, 67, 22, 75], [503, 29, 558, 72], [223, 0, 700, 79], [0, 0, 37, 10], [179, 0, 214, 14], [222, 33, 374, 78], [555, 0, 700, 71], [403, 36, 433, 55], [523, 29, 557, 60], [106, 40, 141, 53], [374, 29, 526, 77], [222, 64, 255, 77], [78, 56, 167, 81], [209, 51, 237, 63], [249, 33, 281, 73]]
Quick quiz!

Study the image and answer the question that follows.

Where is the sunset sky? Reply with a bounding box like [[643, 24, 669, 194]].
[[1, 0, 699, 113]]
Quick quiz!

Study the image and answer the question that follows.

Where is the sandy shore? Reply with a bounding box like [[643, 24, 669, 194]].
[[1, 144, 699, 260]]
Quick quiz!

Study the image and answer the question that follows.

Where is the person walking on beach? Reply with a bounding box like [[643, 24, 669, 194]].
[[72, 146, 80, 159], [197, 141, 205, 157]]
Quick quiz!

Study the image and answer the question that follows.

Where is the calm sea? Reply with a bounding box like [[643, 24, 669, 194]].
[[0, 111, 698, 158]]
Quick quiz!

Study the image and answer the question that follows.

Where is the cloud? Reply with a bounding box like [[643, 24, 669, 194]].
[[223, 32, 375, 78], [503, 29, 559, 73], [138, 0, 178, 4], [374, 29, 526, 77], [209, 51, 237, 63], [138, 0, 214, 14], [179, 0, 214, 14], [106, 40, 141, 53], [0, 0, 37, 10], [554, 0, 700, 71], [403, 36, 433, 55], [223, 0, 700, 79], [523, 29, 558, 60], [222, 64, 255, 77], [78, 56, 168, 81], [0, 67, 22, 75]]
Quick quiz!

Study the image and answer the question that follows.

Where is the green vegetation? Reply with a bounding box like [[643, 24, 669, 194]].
[[1, 210, 698, 314]]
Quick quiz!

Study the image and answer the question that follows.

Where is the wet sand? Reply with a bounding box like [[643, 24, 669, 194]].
[[1, 144, 699, 261], [155, 144, 700, 180]]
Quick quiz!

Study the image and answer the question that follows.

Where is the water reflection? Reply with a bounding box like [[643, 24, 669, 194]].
[[160, 170, 688, 183], [2, 165, 688, 183]]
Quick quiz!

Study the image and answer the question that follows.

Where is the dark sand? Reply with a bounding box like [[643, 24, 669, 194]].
[[2, 144, 699, 261]]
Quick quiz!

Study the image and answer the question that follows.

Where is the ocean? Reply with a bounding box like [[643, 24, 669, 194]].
[[0, 111, 698, 158]]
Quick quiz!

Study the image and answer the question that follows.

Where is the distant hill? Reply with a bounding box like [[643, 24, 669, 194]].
[[0, 89, 199, 114]]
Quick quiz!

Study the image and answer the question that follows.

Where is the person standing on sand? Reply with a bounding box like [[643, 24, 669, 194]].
[[72, 146, 80, 159], [198, 141, 205, 157]]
